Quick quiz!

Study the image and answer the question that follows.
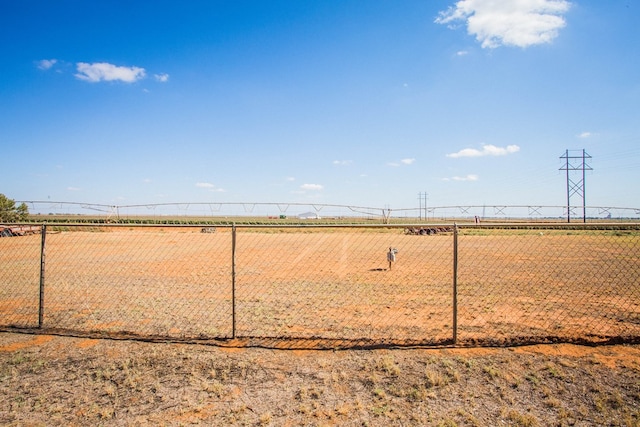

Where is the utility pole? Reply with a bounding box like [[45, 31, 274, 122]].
[[559, 149, 592, 223]]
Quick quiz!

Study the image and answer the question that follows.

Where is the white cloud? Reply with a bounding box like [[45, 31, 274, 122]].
[[454, 174, 479, 181], [443, 174, 479, 181], [456, 50, 469, 56], [447, 144, 520, 158], [435, 0, 571, 48], [578, 131, 593, 138], [196, 182, 225, 192], [388, 158, 416, 167], [75, 62, 146, 83], [67, 186, 81, 191], [300, 184, 323, 191], [333, 160, 352, 166], [37, 59, 57, 70], [154, 73, 169, 82]]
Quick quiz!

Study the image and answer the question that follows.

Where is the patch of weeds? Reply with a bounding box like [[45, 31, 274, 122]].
[[543, 362, 564, 379], [508, 373, 522, 389], [525, 372, 540, 386], [376, 355, 400, 376], [482, 365, 500, 380], [406, 386, 429, 402], [371, 403, 391, 417], [454, 408, 481, 427], [334, 402, 352, 417], [544, 396, 562, 409], [98, 406, 115, 420], [362, 372, 381, 390], [297, 403, 312, 415], [436, 418, 459, 427], [258, 411, 272, 425], [425, 366, 448, 388], [7, 352, 29, 366], [505, 409, 539, 427], [201, 379, 225, 397], [103, 382, 117, 398], [297, 386, 323, 400], [373, 388, 387, 399], [597, 391, 625, 411]]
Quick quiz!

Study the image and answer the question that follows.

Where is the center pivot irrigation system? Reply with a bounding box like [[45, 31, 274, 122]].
[[17, 201, 640, 223]]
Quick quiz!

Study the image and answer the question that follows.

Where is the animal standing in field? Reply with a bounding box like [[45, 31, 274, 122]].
[[387, 247, 398, 270]]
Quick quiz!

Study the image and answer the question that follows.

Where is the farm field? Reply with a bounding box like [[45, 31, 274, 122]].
[[1, 332, 639, 425], [1, 225, 638, 347]]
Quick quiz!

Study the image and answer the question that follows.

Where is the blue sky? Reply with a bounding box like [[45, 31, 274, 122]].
[[1, 0, 639, 215]]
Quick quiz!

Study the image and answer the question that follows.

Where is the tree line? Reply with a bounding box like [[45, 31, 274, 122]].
[[0, 194, 29, 222]]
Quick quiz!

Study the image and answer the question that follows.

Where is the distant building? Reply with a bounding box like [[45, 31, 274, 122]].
[[297, 212, 321, 220]]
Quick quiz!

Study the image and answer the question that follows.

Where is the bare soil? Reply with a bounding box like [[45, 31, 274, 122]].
[[1, 332, 639, 426]]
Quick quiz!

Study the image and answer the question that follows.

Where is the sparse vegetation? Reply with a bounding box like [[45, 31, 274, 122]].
[[6, 335, 637, 425]]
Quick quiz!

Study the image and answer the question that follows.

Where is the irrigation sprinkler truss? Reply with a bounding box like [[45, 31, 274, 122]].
[[16, 201, 640, 221]]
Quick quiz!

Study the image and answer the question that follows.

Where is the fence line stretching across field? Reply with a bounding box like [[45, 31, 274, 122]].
[[1, 223, 639, 348]]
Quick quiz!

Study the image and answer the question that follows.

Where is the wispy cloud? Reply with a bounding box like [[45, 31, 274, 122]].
[[300, 183, 323, 191], [435, 0, 571, 49], [75, 62, 146, 83], [154, 73, 169, 82], [443, 174, 479, 181], [67, 186, 81, 191], [196, 182, 215, 188], [447, 144, 520, 158], [333, 160, 352, 166], [37, 59, 57, 70], [195, 182, 225, 192], [195, 182, 224, 192], [388, 158, 416, 167], [577, 131, 593, 138]]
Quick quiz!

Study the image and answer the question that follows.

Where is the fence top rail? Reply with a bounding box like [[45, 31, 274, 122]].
[[5, 222, 640, 231]]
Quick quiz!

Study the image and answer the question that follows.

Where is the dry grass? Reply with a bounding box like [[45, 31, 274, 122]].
[[1, 332, 639, 426]]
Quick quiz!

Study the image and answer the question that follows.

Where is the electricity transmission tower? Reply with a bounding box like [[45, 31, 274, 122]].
[[559, 149, 592, 223]]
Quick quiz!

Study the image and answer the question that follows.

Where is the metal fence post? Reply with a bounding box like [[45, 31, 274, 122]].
[[452, 223, 458, 344], [231, 223, 237, 339], [39, 224, 47, 328]]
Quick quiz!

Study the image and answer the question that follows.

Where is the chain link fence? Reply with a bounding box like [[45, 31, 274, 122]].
[[1, 223, 638, 348]]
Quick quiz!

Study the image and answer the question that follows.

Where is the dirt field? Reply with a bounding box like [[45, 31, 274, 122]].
[[1, 226, 639, 347], [1, 332, 639, 426]]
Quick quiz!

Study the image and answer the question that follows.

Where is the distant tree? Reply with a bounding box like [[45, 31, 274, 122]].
[[0, 194, 29, 222]]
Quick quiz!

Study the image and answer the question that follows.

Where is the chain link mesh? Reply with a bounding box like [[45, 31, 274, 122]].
[[0, 230, 41, 327], [233, 227, 453, 346], [1, 223, 638, 347], [457, 227, 640, 344]]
